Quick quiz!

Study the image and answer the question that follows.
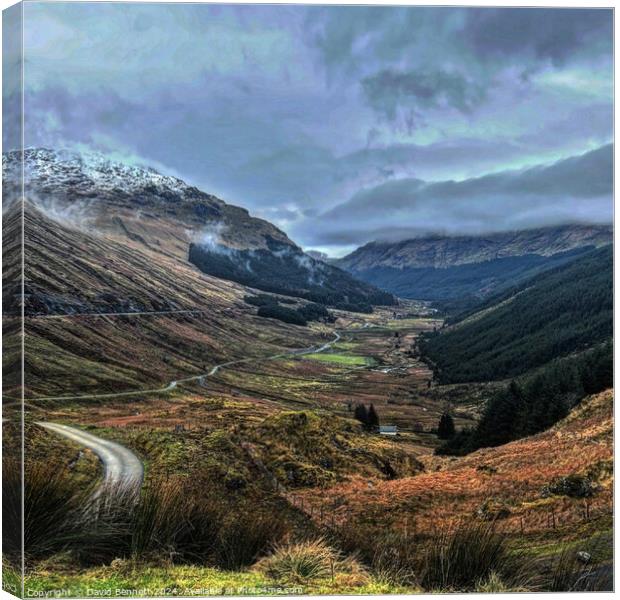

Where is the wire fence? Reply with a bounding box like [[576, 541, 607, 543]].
[[287, 493, 612, 537]]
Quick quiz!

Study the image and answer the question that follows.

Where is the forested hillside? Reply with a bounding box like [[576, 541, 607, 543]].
[[437, 341, 612, 455], [189, 238, 396, 312], [420, 245, 612, 383]]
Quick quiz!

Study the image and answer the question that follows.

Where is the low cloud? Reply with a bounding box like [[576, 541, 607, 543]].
[[29, 195, 96, 233], [190, 221, 229, 251], [300, 144, 613, 247]]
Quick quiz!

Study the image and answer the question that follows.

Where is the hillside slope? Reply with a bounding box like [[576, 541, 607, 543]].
[[339, 225, 612, 270], [2, 203, 325, 400], [337, 225, 612, 300], [13, 206, 322, 399], [4, 148, 394, 311], [420, 245, 612, 383], [296, 389, 613, 544], [188, 240, 395, 310]]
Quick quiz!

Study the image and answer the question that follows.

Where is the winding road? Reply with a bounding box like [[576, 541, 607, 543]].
[[28, 330, 341, 403], [38, 422, 144, 494], [36, 329, 342, 494]]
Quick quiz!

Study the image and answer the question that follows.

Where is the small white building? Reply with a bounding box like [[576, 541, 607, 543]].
[[379, 425, 398, 436]]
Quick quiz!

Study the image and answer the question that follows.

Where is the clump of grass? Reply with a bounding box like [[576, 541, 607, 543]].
[[10, 461, 288, 571], [215, 510, 288, 570], [474, 571, 512, 593], [129, 478, 221, 563], [370, 531, 418, 587], [2, 560, 23, 598], [420, 520, 534, 592], [82, 476, 287, 568], [256, 538, 342, 584], [334, 517, 538, 592], [3, 458, 98, 563], [2, 458, 23, 559]]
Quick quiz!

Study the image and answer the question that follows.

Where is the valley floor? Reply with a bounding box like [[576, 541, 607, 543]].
[[4, 305, 613, 596]]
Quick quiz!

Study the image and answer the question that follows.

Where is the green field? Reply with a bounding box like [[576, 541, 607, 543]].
[[332, 341, 358, 351], [303, 352, 374, 366]]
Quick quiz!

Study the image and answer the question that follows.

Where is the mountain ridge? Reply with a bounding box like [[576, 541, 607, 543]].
[[335, 225, 612, 301], [3, 148, 395, 316], [3, 147, 295, 255], [337, 224, 613, 271]]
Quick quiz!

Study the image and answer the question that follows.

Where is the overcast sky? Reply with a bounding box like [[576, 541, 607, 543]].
[[13, 4, 614, 256]]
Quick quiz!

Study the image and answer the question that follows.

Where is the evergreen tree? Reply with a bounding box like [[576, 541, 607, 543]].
[[419, 246, 612, 384], [367, 404, 380, 431], [354, 404, 368, 426], [436, 341, 612, 456], [437, 413, 455, 439]]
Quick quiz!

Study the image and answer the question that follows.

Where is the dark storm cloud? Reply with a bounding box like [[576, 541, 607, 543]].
[[309, 7, 612, 73], [303, 145, 612, 247], [19, 4, 613, 253], [464, 8, 613, 65], [361, 68, 485, 119], [309, 7, 612, 130]]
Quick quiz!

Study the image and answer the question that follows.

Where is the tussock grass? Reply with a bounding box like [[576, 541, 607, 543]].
[[2, 561, 23, 598], [334, 518, 540, 592], [3, 458, 98, 562], [256, 538, 337, 583], [10, 460, 286, 571], [419, 520, 533, 591], [474, 571, 513, 593], [256, 538, 367, 586], [215, 510, 288, 570]]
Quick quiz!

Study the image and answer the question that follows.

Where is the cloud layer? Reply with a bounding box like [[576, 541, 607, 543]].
[[10, 4, 613, 254], [303, 145, 612, 247]]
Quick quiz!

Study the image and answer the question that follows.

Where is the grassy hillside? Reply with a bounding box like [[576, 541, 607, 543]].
[[296, 388, 613, 579], [8, 203, 325, 399], [420, 245, 612, 383]]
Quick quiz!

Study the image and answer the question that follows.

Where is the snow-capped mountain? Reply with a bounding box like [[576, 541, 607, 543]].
[[3, 147, 395, 310], [2, 147, 294, 252], [4, 148, 193, 198]]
